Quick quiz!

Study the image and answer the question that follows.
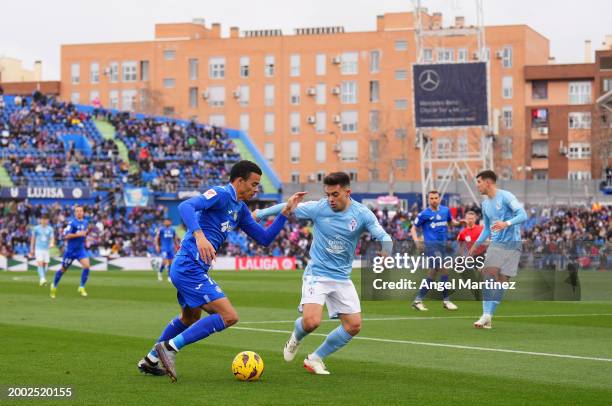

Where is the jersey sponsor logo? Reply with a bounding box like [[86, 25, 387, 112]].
[[430, 221, 447, 229], [436, 214, 441, 220], [203, 189, 217, 199], [326, 235, 347, 254], [348, 218, 357, 232], [465, 235, 472, 242]]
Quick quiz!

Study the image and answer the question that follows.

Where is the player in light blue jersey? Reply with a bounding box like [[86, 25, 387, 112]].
[[29, 215, 55, 286], [469, 170, 528, 329], [51, 206, 91, 299], [138, 161, 305, 382], [410, 190, 463, 311], [255, 172, 392, 375], [155, 219, 180, 282]]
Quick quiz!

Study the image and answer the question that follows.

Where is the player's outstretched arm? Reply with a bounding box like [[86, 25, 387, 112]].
[[254, 192, 312, 221], [364, 211, 393, 255], [239, 192, 306, 246]]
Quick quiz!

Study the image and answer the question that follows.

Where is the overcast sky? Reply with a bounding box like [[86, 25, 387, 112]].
[[1, 0, 610, 80]]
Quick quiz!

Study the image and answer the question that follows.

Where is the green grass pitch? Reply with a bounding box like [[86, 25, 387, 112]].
[[1, 270, 611, 405]]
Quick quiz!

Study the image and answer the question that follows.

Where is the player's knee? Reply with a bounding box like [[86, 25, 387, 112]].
[[222, 311, 239, 327], [302, 316, 320, 332], [345, 322, 361, 336]]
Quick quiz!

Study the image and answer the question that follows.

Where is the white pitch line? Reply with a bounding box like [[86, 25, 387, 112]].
[[238, 313, 612, 324], [232, 326, 612, 363]]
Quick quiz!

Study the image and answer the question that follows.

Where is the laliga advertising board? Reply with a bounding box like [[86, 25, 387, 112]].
[[413, 62, 488, 128], [235, 256, 297, 271]]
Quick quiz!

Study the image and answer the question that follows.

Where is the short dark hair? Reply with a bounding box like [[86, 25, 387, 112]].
[[466, 210, 477, 216], [427, 190, 440, 197], [476, 170, 497, 183], [230, 160, 262, 182], [323, 172, 350, 188], [40, 214, 49, 220]]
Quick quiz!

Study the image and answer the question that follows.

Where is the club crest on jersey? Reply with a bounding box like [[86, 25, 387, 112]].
[[496, 202, 502, 210], [203, 189, 217, 200], [348, 218, 357, 232], [436, 214, 441, 220]]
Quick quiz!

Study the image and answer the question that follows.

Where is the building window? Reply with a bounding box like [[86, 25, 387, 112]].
[[395, 128, 407, 139], [264, 113, 275, 134], [208, 114, 225, 127], [437, 48, 453, 62], [316, 83, 326, 105], [189, 58, 199, 80], [240, 114, 249, 132], [163, 78, 175, 88], [108, 63, 118, 83], [436, 138, 453, 158], [531, 140, 548, 158], [316, 141, 327, 163], [348, 171, 358, 182], [70, 92, 80, 104], [533, 170, 548, 180], [291, 173, 300, 183], [122, 61, 137, 82], [109, 90, 119, 109], [139, 60, 149, 81], [395, 159, 407, 170], [458, 134, 468, 157], [163, 50, 175, 60], [163, 107, 175, 116], [341, 52, 358, 75], [290, 112, 301, 134], [340, 140, 358, 162], [502, 106, 513, 128], [502, 76, 513, 99], [316, 53, 326, 76], [502, 137, 513, 159], [370, 50, 380, 73], [264, 142, 274, 162], [423, 48, 433, 63], [341, 81, 357, 104], [369, 140, 379, 161], [264, 84, 275, 106], [121, 90, 137, 111], [568, 171, 591, 180], [501, 46, 512, 68], [370, 81, 380, 102], [395, 70, 408, 80], [238, 85, 249, 106], [457, 48, 468, 62], [568, 112, 591, 129], [290, 142, 300, 163], [341, 111, 358, 133], [568, 143, 591, 159], [71, 63, 80, 84], [189, 87, 198, 108], [603, 78, 612, 93], [369, 110, 379, 132], [240, 56, 250, 78], [208, 86, 225, 107], [90, 63, 99, 84], [395, 40, 408, 51], [395, 99, 408, 110], [290, 84, 301, 105], [290, 54, 301, 77], [264, 55, 275, 77], [315, 112, 326, 134], [370, 169, 380, 181], [209, 57, 225, 79], [532, 80, 547, 100], [569, 81, 592, 104], [89, 90, 99, 104]]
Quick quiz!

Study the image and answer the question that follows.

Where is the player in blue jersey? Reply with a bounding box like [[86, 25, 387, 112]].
[[155, 219, 180, 282], [50, 206, 91, 299], [254, 172, 392, 375], [411, 190, 463, 311], [29, 215, 55, 286], [469, 170, 527, 329], [138, 160, 305, 382]]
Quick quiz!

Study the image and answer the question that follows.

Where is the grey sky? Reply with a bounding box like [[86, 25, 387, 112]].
[[1, 0, 610, 80]]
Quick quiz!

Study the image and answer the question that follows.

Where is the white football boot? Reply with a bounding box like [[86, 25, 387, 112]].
[[283, 332, 301, 362], [473, 314, 492, 329], [303, 355, 330, 375]]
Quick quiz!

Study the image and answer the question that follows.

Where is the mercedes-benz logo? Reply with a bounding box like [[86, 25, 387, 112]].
[[418, 69, 440, 92]]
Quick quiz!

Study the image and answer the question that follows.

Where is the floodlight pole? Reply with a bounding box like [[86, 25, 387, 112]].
[[413, 0, 492, 208]]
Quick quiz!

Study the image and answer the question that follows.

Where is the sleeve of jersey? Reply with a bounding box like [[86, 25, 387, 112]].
[[255, 203, 285, 220], [474, 210, 491, 245], [365, 210, 393, 254], [178, 189, 225, 234], [256, 200, 318, 221], [239, 206, 288, 246], [413, 212, 425, 228], [505, 192, 528, 226], [63, 222, 75, 237]]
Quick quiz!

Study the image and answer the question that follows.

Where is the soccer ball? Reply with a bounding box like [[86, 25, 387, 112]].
[[231, 351, 264, 381]]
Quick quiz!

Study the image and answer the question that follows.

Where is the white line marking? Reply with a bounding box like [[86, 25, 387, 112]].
[[238, 313, 612, 324], [232, 326, 612, 363]]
